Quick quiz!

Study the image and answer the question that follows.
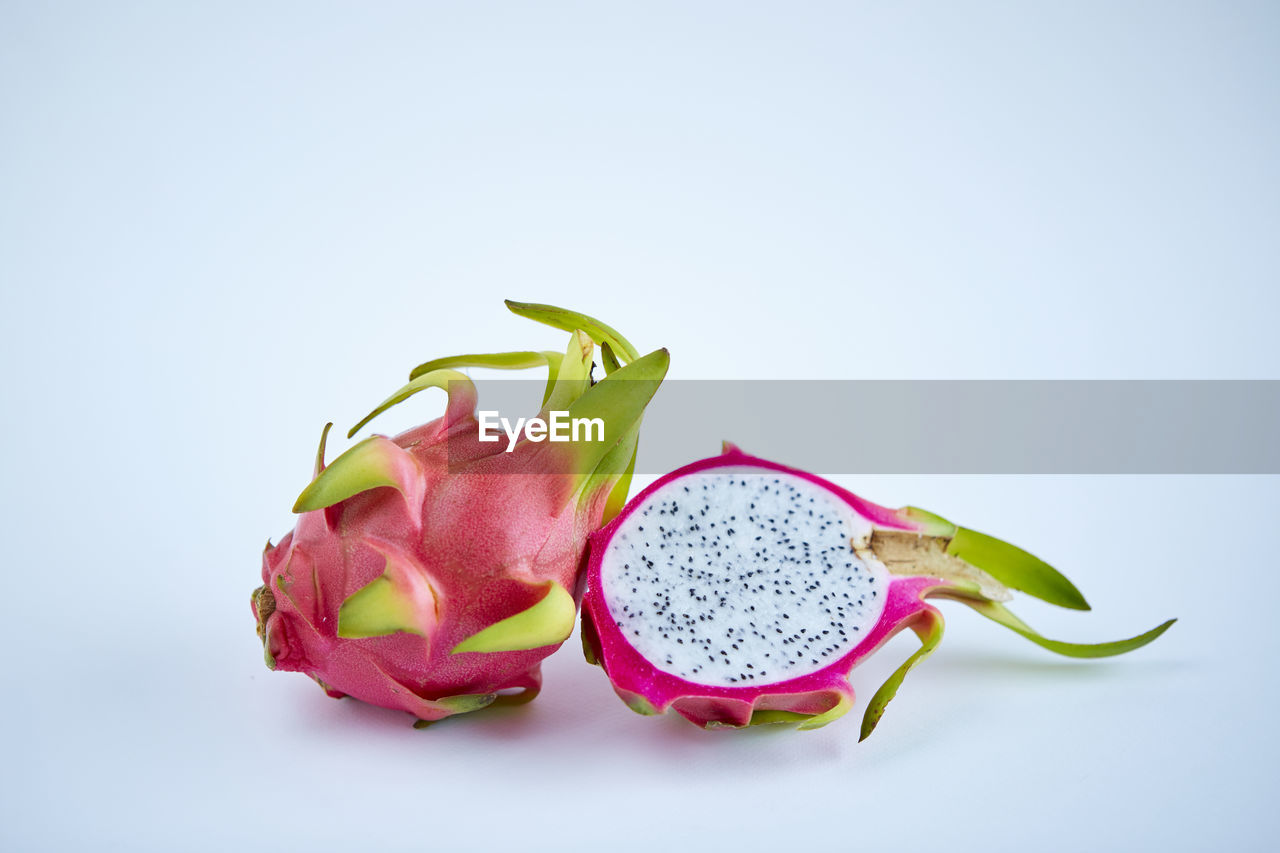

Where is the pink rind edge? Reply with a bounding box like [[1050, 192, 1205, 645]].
[[583, 447, 946, 719]]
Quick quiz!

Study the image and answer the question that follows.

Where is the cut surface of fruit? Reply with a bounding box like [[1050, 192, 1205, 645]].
[[600, 469, 888, 686], [582, 445, 1175, 737]]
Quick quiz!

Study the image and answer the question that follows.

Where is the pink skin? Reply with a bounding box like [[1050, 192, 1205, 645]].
[[581, 446, 953, 728], [255, 409, 609, 722]]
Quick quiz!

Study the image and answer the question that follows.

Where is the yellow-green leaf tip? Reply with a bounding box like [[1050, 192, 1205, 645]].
[[450, 581, 577, 654], [337, 575, 425, 639], [293, 437, 417, 513]]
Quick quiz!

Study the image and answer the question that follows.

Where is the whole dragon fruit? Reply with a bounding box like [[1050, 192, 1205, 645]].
[[252, 301, 668, 726], [581, 444, 1174, 738]]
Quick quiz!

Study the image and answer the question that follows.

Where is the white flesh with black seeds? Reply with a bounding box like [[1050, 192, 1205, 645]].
[[599, 468, 889, 687]]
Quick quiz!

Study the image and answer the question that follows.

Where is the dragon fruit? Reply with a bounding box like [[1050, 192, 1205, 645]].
[[581, 444, 1174, 738], [252, 301, 668, 726]]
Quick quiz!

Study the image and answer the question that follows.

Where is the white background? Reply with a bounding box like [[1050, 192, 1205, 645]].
[[3, 2, 1277, 850]]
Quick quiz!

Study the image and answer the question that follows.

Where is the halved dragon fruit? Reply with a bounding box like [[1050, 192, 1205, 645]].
[[581, 444, 1174, 738], [252, 301, 668, 726]]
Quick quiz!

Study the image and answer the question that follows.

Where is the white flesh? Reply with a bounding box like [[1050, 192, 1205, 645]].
[[599, 468, 889, 687]]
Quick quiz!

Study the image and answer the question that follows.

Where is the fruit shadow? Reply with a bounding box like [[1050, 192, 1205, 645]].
[[848, 651, 1192, 770], [287, 647, 1189, 776], [300, 659, 854, 777], [919, 650, 1192, 685]]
